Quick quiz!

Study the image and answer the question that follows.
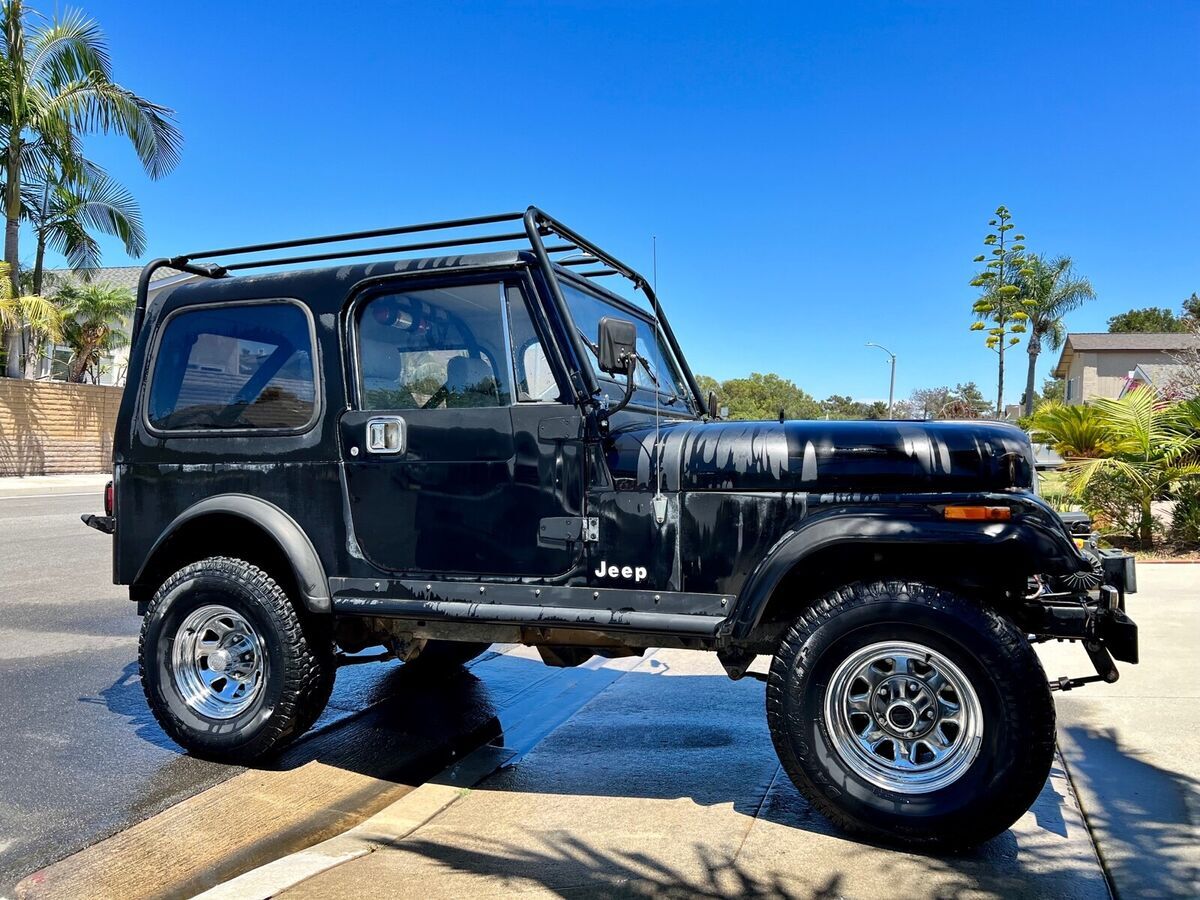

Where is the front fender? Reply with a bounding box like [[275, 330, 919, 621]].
[[727, 494, 1085, 640], [134, 494, 330, 613]]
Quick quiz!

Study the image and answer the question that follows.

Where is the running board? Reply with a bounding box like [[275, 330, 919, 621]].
[[332, 595, 725, 637]]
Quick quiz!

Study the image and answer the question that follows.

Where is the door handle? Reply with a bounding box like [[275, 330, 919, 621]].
[[365, 416, 406, 454]]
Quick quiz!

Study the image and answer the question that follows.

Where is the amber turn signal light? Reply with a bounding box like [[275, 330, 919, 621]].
[[943, 505, 1011, 521]]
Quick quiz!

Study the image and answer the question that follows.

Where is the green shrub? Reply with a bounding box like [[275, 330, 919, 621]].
[[1079, 470, 1164, 541], [1170, 490, 1200, 548]]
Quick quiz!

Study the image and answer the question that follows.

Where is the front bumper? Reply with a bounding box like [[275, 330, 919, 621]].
[[1026, 550, 1138, 689]]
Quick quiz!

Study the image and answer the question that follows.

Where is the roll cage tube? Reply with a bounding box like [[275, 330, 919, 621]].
[[521, 207, 707, 415], [131, 208, 709, 417]]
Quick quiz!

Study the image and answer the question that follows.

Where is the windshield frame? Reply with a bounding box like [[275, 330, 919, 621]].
[[552, 269, 700, 418]]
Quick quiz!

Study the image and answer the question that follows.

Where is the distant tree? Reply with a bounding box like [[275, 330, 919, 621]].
[[54, 281, 134, 382], [898, 383, 990, 420], [1015, 255, 1095, 416], [820, 394, 887, 419], [1107, 307, 1187, 333], [719, 372, 821, 421], [695, 373, 721, 408], [1184, 293, 1200, 322], [1162, 319, 1200, 400], [0, 0, 181, 376], [1040, 377, 1065, 405], [969, 205, 1031, 416]]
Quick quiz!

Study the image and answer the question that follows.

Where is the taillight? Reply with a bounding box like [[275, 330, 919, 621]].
[[104, 480, 114, 517]]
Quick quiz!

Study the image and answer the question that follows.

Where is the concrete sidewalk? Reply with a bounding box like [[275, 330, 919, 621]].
[[213, 650, 1110, 899], [0, 473, 109, 498], [1036, 564, 1198, 899]]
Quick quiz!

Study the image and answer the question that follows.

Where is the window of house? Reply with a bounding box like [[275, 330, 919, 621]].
[[147, 301, 317, 431], [357, 281, 519, 410]]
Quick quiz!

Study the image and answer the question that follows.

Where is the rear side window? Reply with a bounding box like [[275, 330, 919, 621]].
[[147, 302, 317, 432]]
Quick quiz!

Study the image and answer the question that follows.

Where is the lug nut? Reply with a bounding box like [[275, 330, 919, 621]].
[[908, 681, 918, 692]]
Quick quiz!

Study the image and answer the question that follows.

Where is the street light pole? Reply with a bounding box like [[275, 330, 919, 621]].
[[865, 342, 897, 417]]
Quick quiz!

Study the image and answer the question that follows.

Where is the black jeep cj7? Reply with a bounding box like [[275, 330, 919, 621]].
[[84, 208, 1137, 848]]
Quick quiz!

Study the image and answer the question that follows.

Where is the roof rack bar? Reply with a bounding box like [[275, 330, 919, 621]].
[[184, 211, 526, 260], [220, 231, 534, 272]]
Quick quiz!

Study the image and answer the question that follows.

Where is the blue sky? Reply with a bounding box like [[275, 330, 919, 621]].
[[48, 0, 1200, 405]]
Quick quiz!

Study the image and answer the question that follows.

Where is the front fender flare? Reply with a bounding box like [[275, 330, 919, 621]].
[[134, 494, 330, 613], [727, 507, 1082, 640]]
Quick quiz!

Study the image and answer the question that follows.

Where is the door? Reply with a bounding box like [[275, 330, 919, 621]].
[[339, 273, 584, 578]]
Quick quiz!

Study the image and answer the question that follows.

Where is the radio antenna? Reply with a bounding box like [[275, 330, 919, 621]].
[[651, 236, 667, 525]]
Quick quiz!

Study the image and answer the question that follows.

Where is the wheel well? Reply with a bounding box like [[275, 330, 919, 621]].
[[132, 513, 306, 611], [745, 541, 1031, 648]]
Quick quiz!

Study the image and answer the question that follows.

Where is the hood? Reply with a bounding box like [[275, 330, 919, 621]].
[[607, 418, 1036, 494]]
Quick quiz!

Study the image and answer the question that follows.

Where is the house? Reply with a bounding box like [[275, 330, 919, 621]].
[[1051, 332, 1200, 405], [38, 266, 200, 385]]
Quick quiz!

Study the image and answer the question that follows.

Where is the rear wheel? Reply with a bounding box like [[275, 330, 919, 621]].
[[139, 557, 334, 762], [766, 580, 1055, 849]]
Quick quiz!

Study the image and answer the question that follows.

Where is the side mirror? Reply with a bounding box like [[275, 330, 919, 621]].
[[597, 316, 637, 374], [708, 390, 720, 419]]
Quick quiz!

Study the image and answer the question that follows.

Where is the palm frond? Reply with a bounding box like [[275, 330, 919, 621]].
[[27, 7, 112, 86], [37, 75, 182, 179]]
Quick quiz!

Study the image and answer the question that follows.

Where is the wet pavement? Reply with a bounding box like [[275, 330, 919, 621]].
[[0, 492, 452, 893]]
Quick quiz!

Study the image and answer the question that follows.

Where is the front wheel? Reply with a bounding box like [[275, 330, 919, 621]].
[[140, 557, 334, 762], [766, 580, 1055, 849]]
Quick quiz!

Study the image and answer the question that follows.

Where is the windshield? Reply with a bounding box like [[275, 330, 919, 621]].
[[559, 281, 692, 410]]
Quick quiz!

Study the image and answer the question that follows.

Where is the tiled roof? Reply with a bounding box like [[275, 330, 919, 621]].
[[43, 265, 189, 293], [1061, 332, 1200, 351]]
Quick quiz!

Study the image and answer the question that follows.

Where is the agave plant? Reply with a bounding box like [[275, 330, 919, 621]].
[[1032, 392, 1200, 547]]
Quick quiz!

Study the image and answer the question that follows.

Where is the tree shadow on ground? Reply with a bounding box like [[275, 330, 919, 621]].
[[1062, 723, 1198, 897]]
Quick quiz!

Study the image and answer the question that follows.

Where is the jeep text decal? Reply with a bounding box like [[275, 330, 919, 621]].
[[594, 560, 648, 582]]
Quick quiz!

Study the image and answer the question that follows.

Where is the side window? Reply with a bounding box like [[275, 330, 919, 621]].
[[505, 285, 560, 402], [357, 281, 513, 410], [147, 302, 316, 431]]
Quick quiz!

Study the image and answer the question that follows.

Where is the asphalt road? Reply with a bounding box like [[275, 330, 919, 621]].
[[0, 493, 422, 893]]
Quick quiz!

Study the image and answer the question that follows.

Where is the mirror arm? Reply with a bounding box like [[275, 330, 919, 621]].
[[598, 356, 637, 427]]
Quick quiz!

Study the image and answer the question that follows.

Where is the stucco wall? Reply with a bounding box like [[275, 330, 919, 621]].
[[1064, 350, 1180, 405], [0, 380, 122, 476]]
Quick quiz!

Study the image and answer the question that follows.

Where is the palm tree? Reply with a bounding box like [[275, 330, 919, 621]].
[[0, 260, 59, 372], [25, 160, 145, 295], [1031, 392, 1200, 548], [54, 280, 133, 382], [1, 0, 181, 376], [1016, 255, 1095, 415]]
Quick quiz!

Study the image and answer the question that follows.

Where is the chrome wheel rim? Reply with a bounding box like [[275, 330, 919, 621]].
[[170, 605, 265, 719], [824, 640, 983, 794]]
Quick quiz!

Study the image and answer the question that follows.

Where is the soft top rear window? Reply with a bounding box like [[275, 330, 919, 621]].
[[147, 301, 317, 432]]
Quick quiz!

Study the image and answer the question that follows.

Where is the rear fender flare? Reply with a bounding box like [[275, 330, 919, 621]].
[[135, 494, 330, 613]]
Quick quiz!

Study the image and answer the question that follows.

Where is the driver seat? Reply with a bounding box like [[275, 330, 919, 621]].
[[445, 355, 499, 407]]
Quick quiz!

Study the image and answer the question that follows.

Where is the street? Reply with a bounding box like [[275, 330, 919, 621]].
[[0, 491, 481, 893]]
